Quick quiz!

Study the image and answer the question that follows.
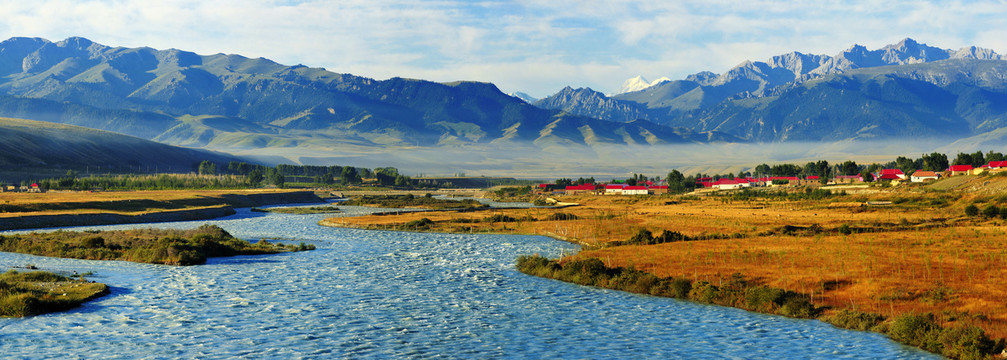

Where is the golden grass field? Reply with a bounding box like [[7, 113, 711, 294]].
[[0, 189, 314, 217], [324, 175, 1007, 340]]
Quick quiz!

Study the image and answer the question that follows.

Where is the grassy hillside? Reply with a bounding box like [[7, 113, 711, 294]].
[[0, 117, 240, 173]]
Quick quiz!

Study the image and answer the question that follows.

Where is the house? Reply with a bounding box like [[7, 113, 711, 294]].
[[713, 178, 744, 190], [564, 184, 596, 195], [769, 176, 800, 186], [876, 173, 903, 181], [28, 183, 42, 193], [948, 165, 973, 176], [604, 184, 627, 195], [622, 186, 649, 195], [648, 185, 669, 194], [834, 175, 864, 183], [910, 170, 940, 183], [971, 165, 988, 176], [987, 161, 1007, 171], [875, 169, 906, 180]]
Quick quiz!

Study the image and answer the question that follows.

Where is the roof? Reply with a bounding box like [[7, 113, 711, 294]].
[[989, 161, 1007, 168], [806, 176, 819, 180], [879, 169, 904, 175], [912, 170, 939, 177], [949, 165, 973, 172], [648, 185, 668, 189], [605, 184, 627, 189], [877, 174, 902, 180], [565, 184, 595, 191], [624, 186, 648, 190]]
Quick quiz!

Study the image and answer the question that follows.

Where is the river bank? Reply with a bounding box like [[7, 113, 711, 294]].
[[0, 190, 322, 231]]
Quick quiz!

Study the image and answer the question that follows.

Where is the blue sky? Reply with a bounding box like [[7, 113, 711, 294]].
[[2, 0, 1006, 97]]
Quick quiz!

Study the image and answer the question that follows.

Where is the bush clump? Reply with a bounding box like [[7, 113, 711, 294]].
[[546, 212, 579, 221]]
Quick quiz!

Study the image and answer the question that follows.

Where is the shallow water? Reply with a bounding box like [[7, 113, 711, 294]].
[[0, 205, 938, 359]]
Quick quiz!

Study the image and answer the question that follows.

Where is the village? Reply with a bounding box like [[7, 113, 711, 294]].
[[539, 161, 1007, 195]]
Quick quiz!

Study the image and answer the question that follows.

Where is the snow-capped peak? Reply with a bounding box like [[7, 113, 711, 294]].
[[612, 75, 671, 95]]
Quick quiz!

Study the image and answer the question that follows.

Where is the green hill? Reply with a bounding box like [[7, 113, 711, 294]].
[[0, 117, 240, 172]]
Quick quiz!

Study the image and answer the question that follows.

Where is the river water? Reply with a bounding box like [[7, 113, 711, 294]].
[[0, 204, 938, 359]]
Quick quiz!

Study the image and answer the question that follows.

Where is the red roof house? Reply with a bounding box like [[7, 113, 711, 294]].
[[949, 165, 973, 175]]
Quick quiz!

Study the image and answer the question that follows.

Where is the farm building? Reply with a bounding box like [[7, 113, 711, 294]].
[[948, 165, 972, 176], [910, 170, 940, 182]]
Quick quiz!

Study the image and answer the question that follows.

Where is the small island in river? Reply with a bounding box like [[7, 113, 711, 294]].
[[0, 224, 314, 266], [0, 270, 110, 317]]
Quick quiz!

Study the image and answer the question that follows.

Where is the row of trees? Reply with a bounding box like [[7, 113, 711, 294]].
[[651, 150, 1004, 195], [221, 161, 414, 187]]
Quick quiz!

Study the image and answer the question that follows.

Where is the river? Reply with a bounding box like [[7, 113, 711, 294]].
[[0, 204, 938, 359]]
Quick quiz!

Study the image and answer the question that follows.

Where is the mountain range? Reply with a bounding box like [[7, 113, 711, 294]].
[[0, 36, 732, 157], [537, 38, 1007, 142], [1, 36, 1007, 175]]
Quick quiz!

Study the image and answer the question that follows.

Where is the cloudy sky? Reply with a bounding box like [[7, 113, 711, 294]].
[[2, 0, 1005, 97]]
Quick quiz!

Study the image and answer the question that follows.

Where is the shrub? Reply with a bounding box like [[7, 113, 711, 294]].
[[627, 228, 654, 245], [982, 204, 1000, 218], [838, 223, 852, 235], [546, 212, 579, 221], [483, 214, 518, 223], [79, 236, 105, 248], [670, 278, 693, 299], [779, 296, 815, 318], [964, 204, 979, 217], [654, 230, 688, 243], [825, 310, 885, 331], [936, 326, 998, 360], [402, 218, 435, 230]]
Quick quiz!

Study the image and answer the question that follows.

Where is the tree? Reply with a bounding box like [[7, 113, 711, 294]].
[[987, 150, 1004, 162], [198, 161, 217, 175], [839, 160, 859, 176], [895, 156, 915, 175], [247, 169, 264, 185], [270, 171, 285, 188], [340, 166, 361, 184], [921, 152, 948, 172], [667, 170, 684, 185]]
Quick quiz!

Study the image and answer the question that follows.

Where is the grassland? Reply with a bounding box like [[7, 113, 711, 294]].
[[0, 270, 109, 317], [0, 189, 319, 217], [342, 194, 488, 210], [323, 175, 1007, 358]]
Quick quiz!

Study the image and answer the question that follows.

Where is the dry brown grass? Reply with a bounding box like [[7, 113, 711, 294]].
[[324, 179, 1007, 340], [0, 189, 311, 217]]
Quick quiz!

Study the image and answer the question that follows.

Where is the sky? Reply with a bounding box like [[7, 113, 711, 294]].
[[1, 0, 1006, 98]]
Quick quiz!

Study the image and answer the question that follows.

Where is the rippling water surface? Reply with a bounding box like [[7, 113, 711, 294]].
[[1, 204, 938, 359]]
